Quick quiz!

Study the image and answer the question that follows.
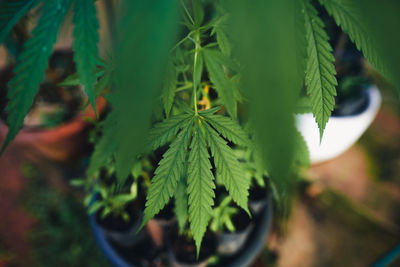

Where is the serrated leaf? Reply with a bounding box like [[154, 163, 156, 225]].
[[200, 112, 250, 147], [303, 0, 337, 140], [0, 0, 39, 44], [203, 49, 237, 118], [318, 0, 385, 75], [187, 119, 215, 256], [203, 119, 249, 214], [175, 175, 188, 232], [1, 0, 72, 153], [140, 118, 193, 229], [147, 112, 194, 151], [72, 0, 100, 116], [161, 60, 177, 118]]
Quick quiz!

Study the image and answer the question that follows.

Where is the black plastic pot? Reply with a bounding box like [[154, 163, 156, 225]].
[[90, 197, 273, 267]]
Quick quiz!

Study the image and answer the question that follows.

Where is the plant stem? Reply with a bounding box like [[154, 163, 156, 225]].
[[193, 31, 200, 114]]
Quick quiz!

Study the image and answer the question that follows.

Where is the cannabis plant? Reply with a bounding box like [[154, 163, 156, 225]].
[[1, 0, 400, 254]]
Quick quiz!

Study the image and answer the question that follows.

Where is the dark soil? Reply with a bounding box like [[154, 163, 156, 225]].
[[96, 203, 139, 233], [249, 183, 268, 202], [225, 209, 252, 233], [172, 231, 217, 264]]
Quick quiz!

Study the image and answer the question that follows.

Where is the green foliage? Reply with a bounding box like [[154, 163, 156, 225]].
[[318, 0, 385, 76], [200, 112, 250, 147], [0, 0, 39, 44], [203, 49, 237, 118], [1, 0, 71, 153], [303, 0, 337, 140], [228, 0, 300, 195], [147, 112, 194, 151], [87, 112, 117, 177], [72, 0, 100, 115], [175, 176, 189, 232], [210, 196, 237, 233], [187, 120, 215, 256], [113, 0, 179, 181], [203, 118, 250, 214], [140, 116, 193, 229], [161, 60, 178, 117]]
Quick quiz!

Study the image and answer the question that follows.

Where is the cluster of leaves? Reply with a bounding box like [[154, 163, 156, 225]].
[[1, 0, 400, 256]]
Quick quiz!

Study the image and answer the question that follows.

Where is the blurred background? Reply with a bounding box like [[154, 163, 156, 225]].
[[0, 1, 400, 267]]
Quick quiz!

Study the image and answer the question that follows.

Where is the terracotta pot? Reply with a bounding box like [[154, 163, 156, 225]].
[[0, 97, 106, 163]]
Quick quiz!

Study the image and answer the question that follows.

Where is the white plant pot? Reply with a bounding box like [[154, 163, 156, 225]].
[[296, 85, 382, 164]]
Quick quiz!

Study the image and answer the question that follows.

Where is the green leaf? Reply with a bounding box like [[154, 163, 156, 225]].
[[303, 0, 337, 140], [140, 118, 193, 229], [1, 0, 72, 153], [203, 119, 250, 214], [203, 49, 237, 118], [147, 112, 194, 151], [0, 0, 39, 44], [228, 0, 300, 195], [87, 113, 118, 177], [192, 0, 204, 27], [175, 176, 188, 233], [72, 0, 100, 116], [318, 0, 385, 75], [161, 60, 177, 118], [215, 28, 231, 56], [58, 68, 105, 87], [114, 0, 179, 181], [200, 112, 250, 147], [293, 130, 310, 168], [187, 119, 215, 256]]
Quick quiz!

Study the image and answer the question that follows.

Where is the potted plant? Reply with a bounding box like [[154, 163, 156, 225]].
[[1, 0, 400, 266]]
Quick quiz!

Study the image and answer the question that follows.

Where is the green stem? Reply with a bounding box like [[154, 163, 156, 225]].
[[193, 32, 200, 114]]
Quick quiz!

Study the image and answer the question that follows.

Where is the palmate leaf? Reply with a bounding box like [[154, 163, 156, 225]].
[[318, 0, 385, 76], [303, 0, 337, 139], [200, 110, 250, 147], [202, 118, 250, 214], [187, 119, 215, 256], [203, 49, 237, 118], [0, 0, 39, 44], [146, 112, 194, 151], [72, 0, 100, 115], [140, 117, 194, 229], [1, 0, 72, 153]]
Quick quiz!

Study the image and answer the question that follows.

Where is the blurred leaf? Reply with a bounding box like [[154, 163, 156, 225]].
[[113, 0, 180, 181], [228, 0, 302, 194], [161, 60, 178, 117], [1, 0, 72, 153], [319, 0, 400, 91], [0, 0, 39, 44], [72, 0, 100, 115], [203, 49, 237, 118]]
